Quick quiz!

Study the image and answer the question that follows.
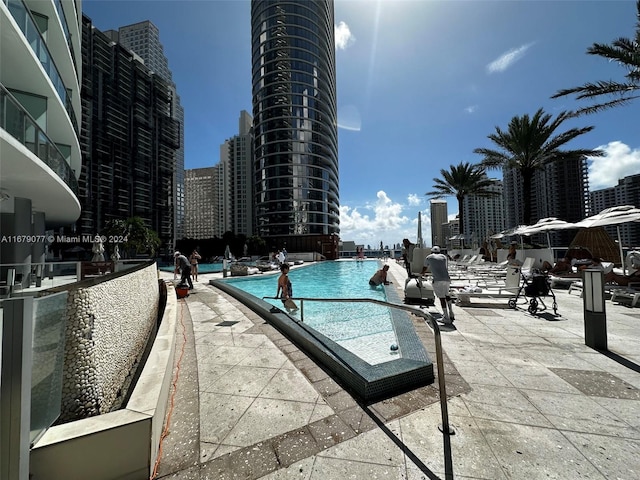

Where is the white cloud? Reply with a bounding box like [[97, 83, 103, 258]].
[[335, 21, 355, 50], [588, 141, 640, 190], [407, 194, 422, 206], [340, 191, 429, 248], [486, 43, 534, 74], [465, 105, 478, 114]]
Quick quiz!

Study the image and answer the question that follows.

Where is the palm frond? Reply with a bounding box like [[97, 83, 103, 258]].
[[566, 96, 640, 117], [553, 1, 640, 115], [552, 80, 639, 99]]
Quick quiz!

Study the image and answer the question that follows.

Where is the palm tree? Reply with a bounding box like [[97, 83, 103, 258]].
[[552, 1, 640, 115], [426, 162, 499, 247], [474, 108, 603, 225]]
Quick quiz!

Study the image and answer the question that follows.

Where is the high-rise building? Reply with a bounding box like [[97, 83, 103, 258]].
[[1, 0, 82, 277], [591, 174, 640, 248], [503, 158, 589, 245], [106, 21, 186, 244], [184, 168, 218, 239], [220, 111, 254, 237], [429, 200, 448, 248], [251, 0, 340, 256], [463, 178, 505, 245], [78, 15, 180, 252]]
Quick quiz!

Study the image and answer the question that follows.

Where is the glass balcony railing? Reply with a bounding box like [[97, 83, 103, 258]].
[[5, 0, 79, 135], [53, 0, 77, 77], [0, 85, 79, 195], [30, 291, 68, 445]]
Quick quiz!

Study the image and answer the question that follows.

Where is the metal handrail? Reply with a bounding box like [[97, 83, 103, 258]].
[[263, 295, 455, 478]]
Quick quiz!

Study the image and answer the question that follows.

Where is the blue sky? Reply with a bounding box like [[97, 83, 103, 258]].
[[83, 0, 640, 249]]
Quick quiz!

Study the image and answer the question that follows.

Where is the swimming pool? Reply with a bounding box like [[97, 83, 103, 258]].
[[223, 260, 397, 364], [212, 260, 434, 400]]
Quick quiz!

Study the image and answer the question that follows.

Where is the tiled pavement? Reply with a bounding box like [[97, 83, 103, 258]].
[[155, 261, 640, 479]]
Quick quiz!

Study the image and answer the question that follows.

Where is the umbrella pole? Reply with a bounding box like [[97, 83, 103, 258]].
[[617, 225, 625, 275]]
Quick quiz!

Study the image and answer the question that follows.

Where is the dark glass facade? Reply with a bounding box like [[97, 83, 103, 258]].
[[75, 15, 179, 253], [251, 0, 339, 240]]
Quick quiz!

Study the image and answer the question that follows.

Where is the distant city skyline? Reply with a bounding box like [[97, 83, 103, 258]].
[[83, 0, 640, 247]]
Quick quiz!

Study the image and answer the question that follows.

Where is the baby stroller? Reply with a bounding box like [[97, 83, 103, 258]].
[[508, 268, 558, 315]]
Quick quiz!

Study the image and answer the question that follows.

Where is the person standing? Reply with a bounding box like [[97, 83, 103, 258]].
[[189, 249, 202, 282], [174, 251, 193, 290], [402, 238, 415, 277], [277, 249, 286, 265], [276, 263, 298, 311], [422, 246, 454, 324]]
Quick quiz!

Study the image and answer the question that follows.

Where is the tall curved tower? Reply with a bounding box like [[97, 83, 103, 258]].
[[251, 0, 339, 244]]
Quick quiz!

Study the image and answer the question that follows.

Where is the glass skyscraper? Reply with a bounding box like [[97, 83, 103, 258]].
[[251, 0, 339, 243]]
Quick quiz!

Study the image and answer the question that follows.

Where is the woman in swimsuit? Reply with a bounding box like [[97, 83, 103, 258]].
[[276, 264, 298, 311]]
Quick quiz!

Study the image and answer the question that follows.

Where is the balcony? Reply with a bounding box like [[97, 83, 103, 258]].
[[1, 85, 78, 196]]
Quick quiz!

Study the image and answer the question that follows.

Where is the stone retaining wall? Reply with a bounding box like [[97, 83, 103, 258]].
[[60, 263, 159, 422]]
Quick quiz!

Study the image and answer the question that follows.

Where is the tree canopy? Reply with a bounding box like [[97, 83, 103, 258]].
[[474, 109, 603, 225], [426, 162, 499, 245]]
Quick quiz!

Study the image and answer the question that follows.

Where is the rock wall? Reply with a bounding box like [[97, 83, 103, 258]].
[[60, 264, 159, 422]]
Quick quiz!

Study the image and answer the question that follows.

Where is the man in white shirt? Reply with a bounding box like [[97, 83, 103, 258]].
[[422, 246, 454, 324]]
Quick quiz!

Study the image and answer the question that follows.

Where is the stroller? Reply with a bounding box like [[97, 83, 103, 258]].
[[508, 268, 558, 315]]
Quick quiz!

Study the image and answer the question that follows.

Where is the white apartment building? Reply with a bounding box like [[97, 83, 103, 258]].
[[1, 0, 83, 279], [463, 178, 505, 246]]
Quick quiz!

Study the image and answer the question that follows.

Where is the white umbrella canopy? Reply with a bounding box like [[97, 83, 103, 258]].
[[490, 226, 527, 239], [574, 205, 640, 228], [448, 234, 469, 240], [574, 205, 640, 272], [416, 211, 423, 248], [522, 217, 576, 234], [518, 217, 577, 247]]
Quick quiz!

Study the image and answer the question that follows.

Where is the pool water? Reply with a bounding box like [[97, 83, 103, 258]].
[[224, 260, 399, 364], [160, 263, 224, 274]]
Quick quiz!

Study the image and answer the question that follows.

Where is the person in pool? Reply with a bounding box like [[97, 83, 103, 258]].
[[369, 265, 391, 286], [276, 263, 298, 311]]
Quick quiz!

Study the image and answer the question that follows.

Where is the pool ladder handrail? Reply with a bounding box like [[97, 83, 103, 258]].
[[263, 296, 455, 478]]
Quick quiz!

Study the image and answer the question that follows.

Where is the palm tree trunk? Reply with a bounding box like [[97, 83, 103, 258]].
[[457, 196, 465, 249], [521, 170, 534, 225]]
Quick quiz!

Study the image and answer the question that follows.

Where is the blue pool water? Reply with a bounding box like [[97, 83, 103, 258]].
[[160, 263, 224, 274], [224, 260, 395, 344]]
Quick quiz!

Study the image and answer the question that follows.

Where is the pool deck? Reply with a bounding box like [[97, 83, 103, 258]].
[[155, 260, 640, 479]]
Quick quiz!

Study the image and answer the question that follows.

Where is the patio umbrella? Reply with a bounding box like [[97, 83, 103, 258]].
[[448, 234, 468, 240], [490, 226, 527, 239], [416, 211, 423, 248], [519, 217, 577, 248], [224, 245, 231, 260], [574, 205, 640, 272]]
